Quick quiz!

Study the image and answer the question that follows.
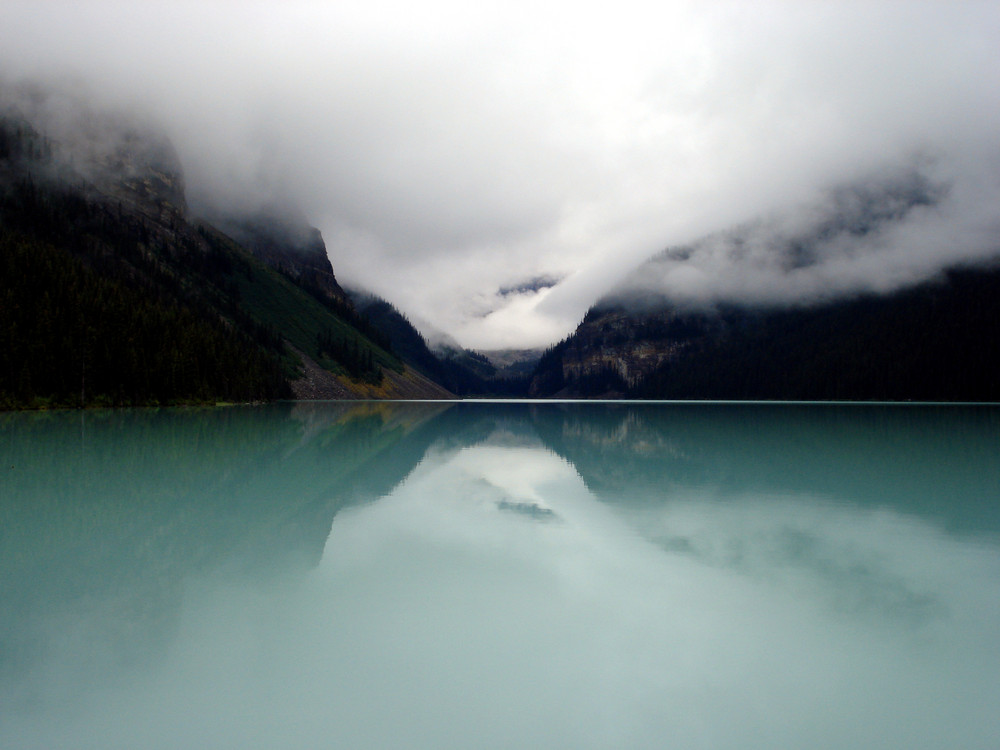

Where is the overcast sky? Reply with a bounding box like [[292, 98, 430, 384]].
[[3, 1, 999, 349]]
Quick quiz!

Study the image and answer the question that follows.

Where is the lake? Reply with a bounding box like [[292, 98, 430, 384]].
[[2, 401, 999, 749]]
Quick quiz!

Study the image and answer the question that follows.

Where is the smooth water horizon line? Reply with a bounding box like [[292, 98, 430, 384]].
[[365, 397, 1000, 407]]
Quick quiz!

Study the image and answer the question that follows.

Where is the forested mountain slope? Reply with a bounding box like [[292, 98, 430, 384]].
[[529, 264, 1000, 401], [351, 291, 530, 396], [0, 87, 437, 408], [529, 166, 1000, 402]]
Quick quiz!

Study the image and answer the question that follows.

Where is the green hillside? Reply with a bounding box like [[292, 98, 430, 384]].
[[198, 227, 401, 382]]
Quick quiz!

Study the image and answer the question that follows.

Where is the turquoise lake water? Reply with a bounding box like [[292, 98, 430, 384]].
[[2, 401, 999, 748]]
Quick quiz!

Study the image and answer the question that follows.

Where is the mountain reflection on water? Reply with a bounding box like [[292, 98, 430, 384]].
[[2, 401, 999, 749]]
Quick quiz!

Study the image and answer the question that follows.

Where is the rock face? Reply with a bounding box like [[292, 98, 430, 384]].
[[211, 206, 348, 303], [0, 81, 188, 226], [72, 118, 189, 228], [559, 309, 699, 390], [529, 306, 717, 398]]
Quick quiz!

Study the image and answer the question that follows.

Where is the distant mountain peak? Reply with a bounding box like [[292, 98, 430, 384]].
[[498, 274, 562, 297]]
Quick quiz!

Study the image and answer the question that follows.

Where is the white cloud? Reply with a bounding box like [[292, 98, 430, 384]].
[[2, 0, 999, 347]]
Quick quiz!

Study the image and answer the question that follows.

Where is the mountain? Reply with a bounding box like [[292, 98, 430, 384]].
[[529, 176, 1000, 401], [0, 83, 448, 408], [204, 203, 349, 305], [530, 267, 1000, 401], [349, 290, 530, 396], [528, 306, 714, 398], [477, 348, 542, 378], [8, 82, 997, 406]]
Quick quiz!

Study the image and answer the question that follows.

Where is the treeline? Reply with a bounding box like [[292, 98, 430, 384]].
[[529, 265, 1000, 401], [0, 229, 289, 408], [1, 108, 416, 408], [1, 171, 207, 309], [0, 168, 291, 407], [636, 267, 1000, 401], [355, 295, 531, 396], [529, 340, 569, 395], [0, 115, 53, 164], [316, 328, 382, 384], [529, 338, 630, 397], [280, 267, 394, 356]]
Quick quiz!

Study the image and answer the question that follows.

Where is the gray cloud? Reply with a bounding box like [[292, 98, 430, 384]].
[[603, 157, 1000, 310], [2, 1, 999, 348]]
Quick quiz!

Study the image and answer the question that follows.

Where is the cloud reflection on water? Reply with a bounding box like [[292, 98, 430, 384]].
[[1, 403, 998, 749], [309, 414, 1000, 749]]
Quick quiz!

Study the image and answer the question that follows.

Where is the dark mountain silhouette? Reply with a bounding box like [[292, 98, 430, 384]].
[[350, 289, 531, 396], [529, 264, 1000, 401], [0, 85, 449, 408], [5, 82, 998, 407], [528, 173, 1000, 402]]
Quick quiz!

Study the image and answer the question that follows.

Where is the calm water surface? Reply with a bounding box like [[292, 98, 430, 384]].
[[2, 401, 999, 749]]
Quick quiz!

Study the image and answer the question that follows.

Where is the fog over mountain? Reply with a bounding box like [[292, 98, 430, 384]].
[[601, 161, 1000, 311], [3, 1, 999, 348]]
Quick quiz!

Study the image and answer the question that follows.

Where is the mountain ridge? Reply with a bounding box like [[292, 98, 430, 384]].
[[529, 262, 1000, 401], [4, 83, 999, 406], [0, 84, 447, 408]]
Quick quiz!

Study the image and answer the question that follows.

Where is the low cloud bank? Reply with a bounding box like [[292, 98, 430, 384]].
[[2, 2, 999, 347], [602, 158, 1000, 312]]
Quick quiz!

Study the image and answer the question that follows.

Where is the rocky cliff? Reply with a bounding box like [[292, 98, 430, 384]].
[[529, 306, 720, 398], [208, 205, 348, 304]]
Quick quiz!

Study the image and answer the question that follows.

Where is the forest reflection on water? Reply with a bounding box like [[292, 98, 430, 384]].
[[2, 401, 999, 749]]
